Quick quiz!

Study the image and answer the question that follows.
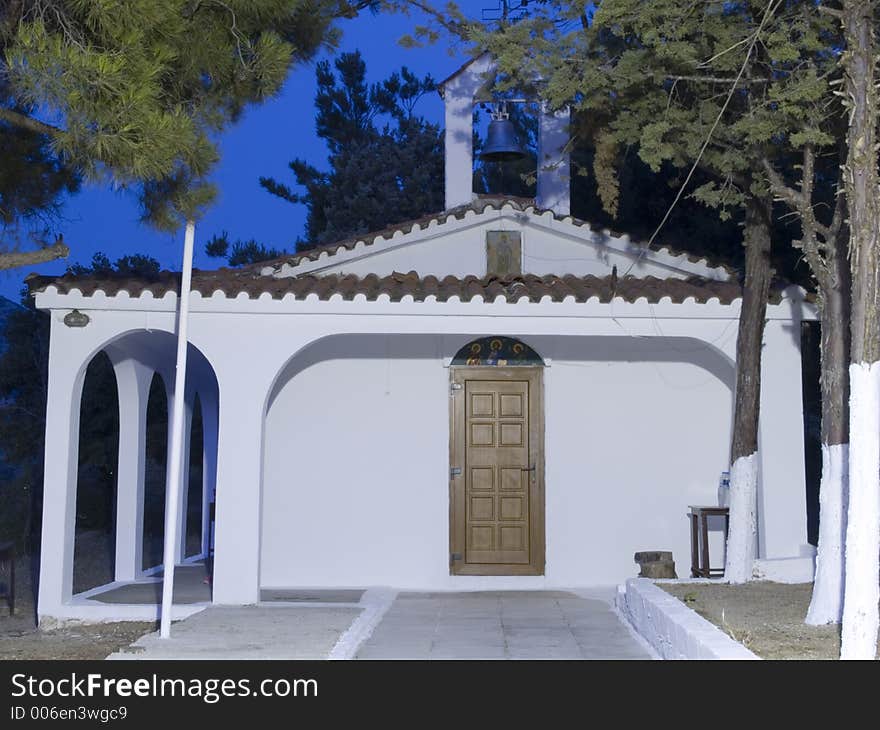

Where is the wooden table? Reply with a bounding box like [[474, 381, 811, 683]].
[[688, 506, 730, 578], [0, 541, 14, 615]]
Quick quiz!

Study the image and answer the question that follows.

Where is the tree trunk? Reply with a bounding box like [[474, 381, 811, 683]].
[[724, 195, 773, 584], [840, 0, 880, 660], [806, 251, 850, 625]]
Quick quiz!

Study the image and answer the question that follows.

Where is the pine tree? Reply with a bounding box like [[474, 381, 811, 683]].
[[204, 231, 284, 267], [259, 50, 444, 249], [0, 0, 378, 269], [469, 0, 849, 584]]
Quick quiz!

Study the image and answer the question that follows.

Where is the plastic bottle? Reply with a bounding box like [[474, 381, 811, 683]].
[[718, 471, 730, 507]]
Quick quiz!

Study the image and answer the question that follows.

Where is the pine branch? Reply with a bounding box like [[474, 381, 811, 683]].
[[761, 158, 803, 210], [0, 241, 69, 271], [0, 107, 63, 137], [398, 0, 471, 40], [762, 152, 831, 288], [817, 4, 844, 20], [829, 184, 846, 241], [666, 74, 768, 84]]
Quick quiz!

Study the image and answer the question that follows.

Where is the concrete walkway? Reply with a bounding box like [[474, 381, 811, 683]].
[[108, 605, 362, 660], [87, 565, 211, 605], [108, 589, 655, 660], [356, 590, 653, 660]]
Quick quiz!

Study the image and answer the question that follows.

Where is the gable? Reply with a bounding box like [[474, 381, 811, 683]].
[[264, 200, 734, 283]]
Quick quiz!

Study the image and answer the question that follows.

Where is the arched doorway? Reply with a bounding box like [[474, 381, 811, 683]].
[[142, 372, 168, 572], [72, 352, 119, 595], [185, 395, 204, 560], [449, 337, 546, 576]]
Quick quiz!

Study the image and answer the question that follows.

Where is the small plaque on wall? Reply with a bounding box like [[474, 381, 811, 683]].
[[486, 231, 522, 277]]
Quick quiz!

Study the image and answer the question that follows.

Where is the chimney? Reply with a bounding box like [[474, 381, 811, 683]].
[[440, 53, 570, 216]]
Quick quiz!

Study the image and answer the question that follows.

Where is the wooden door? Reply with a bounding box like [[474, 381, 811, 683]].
[[450, 367, 544, 575]]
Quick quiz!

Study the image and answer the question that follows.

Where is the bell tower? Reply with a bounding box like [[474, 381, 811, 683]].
[[438, 52, 570, 216]]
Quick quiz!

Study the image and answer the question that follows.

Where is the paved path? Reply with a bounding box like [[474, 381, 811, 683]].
[[107, 589, 654, 660], [356, 591, 653, 660], [108, 605, 361, 660]]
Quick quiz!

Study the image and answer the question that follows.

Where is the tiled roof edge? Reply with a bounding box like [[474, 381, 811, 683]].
[[28, 271, 796, 306]]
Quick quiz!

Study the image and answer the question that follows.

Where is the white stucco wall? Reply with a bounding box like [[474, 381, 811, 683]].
[[34, 288, 811, 615], [276, 211, 731, 282], [260, 333, 734, 589]]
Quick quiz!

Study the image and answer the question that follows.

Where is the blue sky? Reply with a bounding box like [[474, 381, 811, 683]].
[[0, 4, 492, 301]]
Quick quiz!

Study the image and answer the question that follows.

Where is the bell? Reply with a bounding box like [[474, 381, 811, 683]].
[[480, 117, 527, 162]]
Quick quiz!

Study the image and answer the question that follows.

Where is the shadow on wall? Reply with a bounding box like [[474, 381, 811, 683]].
[[267, 332, 735, 412], [267, 334, 448, 411], [526, 335, 734, 390]]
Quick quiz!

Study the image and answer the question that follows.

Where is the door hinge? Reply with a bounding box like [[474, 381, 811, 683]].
[[450, 553, 462, 562], [450, 382, 463, 393], [450, 467, 462, 477]]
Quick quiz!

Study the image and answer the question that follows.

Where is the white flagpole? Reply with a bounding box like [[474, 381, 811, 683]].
[[160, 219, 196, 639]]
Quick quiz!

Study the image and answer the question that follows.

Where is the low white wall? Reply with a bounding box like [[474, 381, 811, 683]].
[[260, 333, 734, 589], [752, 557, 815, 583], [617, 579, 759, 659]]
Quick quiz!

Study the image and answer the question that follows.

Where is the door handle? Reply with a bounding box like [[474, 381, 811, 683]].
[[522, 465, 536, 472]]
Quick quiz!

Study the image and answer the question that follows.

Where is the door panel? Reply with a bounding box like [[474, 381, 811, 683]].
[[450, 368, 544, 576], [465, 379, 530, 564]]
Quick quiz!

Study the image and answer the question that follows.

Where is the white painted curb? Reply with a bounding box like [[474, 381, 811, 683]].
[[40, 602, 207, 628], [327, 588, 397, 660], [616, 578, 759, 660]]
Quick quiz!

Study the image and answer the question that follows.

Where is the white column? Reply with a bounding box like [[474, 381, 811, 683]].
[[537, 104, 571, 216], [110, 358, 153, 582], [758, 317, 808, 558], [200, 393, 219, 559], [444, 89, 476, 210], [151, 371, 175, 571], [37, 321, 89, 620], [158, 373, 194, 567], [211, 369, 271, 605], [442, 53, 496, 211]]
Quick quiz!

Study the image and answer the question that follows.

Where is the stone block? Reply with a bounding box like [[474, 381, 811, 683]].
[[633, 551, 677, 579]]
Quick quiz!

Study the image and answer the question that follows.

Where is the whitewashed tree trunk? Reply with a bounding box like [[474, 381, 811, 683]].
[[841, 364, 880, 657], [763, 150, 851, 625], [725, 453, 758, 583], [724, 196, 772, 584], [839, 0, 880, 660], [806, 444, 848, 624], [807, 277, 850, 625]]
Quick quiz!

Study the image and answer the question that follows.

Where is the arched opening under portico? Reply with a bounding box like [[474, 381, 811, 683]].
[[259, 331, 735, 592], [66, 329, 218, 604]]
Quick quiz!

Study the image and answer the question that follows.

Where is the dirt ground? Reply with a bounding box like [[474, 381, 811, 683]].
[[661, 581, 880, 660], [0, 532, 156, 660]]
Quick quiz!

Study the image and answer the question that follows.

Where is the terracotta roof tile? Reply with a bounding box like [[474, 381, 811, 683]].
[[26, 269, 782, 305]]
